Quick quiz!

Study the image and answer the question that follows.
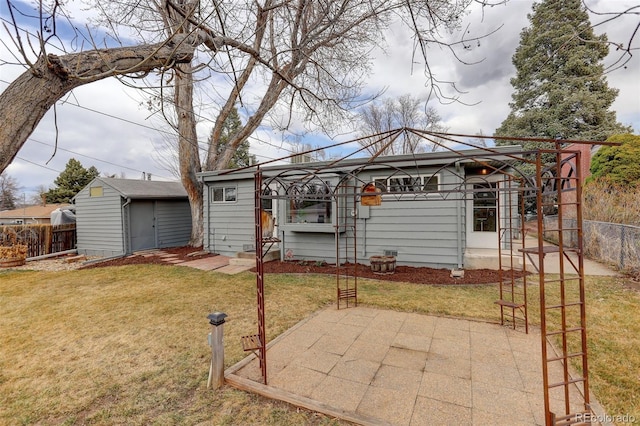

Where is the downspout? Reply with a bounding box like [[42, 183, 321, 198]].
[[278, 199, 285, 261], [361, 216, 367, 257], [204, 180, 211, 252], [455, 162, 463, 269], [122, 197, 131, 255]]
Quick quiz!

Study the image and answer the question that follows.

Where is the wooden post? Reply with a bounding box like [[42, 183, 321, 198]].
[[207, 312, 227, 389], [45, 225, 52, 255]]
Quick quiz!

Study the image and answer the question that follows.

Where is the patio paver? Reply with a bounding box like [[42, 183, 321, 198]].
[[225, 306, 604, 426]]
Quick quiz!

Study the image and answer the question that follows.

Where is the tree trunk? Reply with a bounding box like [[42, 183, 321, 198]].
[[0, 36, 195, 172], [174, 63, 204, 247]]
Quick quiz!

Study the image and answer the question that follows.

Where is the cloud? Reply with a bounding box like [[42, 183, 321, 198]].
[[1, 0, 638, 201]]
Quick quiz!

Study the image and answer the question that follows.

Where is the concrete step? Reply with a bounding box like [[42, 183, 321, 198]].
[[235, 250, 280, 262], [463, 250, 525, 271]]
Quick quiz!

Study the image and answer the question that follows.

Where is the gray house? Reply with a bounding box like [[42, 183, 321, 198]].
[[74, 178, 192, 257], [198, 146, 524, 270]]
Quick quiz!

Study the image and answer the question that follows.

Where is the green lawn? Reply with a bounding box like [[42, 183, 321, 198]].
[[0, 265, 638, 425]]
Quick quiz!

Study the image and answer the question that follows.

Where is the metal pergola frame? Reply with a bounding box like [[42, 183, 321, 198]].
[[226, 128, 618, 425]]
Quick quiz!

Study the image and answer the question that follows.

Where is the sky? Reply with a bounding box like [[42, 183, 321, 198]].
[[1, 0, 638, 203]]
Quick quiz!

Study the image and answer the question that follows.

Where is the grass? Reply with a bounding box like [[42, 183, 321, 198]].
[[0, 266, 638, 425]]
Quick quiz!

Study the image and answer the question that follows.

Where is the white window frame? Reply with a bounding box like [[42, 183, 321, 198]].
[[210, 185, 237, 203], [372, 174, 440, 196], [282, 179, 339, 233]]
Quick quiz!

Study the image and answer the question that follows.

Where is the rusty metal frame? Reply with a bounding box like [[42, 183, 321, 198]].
[[241, 128, 614, 419]]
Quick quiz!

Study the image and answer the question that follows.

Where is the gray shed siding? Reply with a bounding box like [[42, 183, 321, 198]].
[[205, 179, 255, 256], [75, 182, 126, 257], [76, 178, 191, 256], [155, 200, 192, 248]]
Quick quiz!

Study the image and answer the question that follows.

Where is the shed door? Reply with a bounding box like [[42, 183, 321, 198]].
[[130, 201, 156, 251]]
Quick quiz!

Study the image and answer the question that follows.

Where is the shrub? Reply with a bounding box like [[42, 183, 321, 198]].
[[583, 178, 640, 226]]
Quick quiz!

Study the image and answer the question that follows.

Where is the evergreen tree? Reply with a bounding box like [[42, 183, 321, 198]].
[[46, 159, 99, 203], [589, 134, 640, 186], [0, 172, 19, 210], [215, 107, 255, 169], [494, 0, 630, 167]]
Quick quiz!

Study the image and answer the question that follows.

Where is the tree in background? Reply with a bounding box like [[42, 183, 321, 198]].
[[589, 134, 640, 186], [358, 94, 447, 156], [494, 0, 630, 167], [214, 107, 256, 169], [45, 159, 99, 203], [28, 185, 49, 206], [0, 172, 19, 210]]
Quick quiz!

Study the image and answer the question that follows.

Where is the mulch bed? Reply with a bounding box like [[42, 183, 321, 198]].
[[256, 260, 527, 285], [81, 246, 527, 285]]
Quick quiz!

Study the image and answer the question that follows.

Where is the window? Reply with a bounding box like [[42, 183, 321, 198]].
[[373, 174, 439, 194], [473, 182, 497, 232], [388, 177, 421, 192], [211, 186, 237, 203], [286, 181, 332, 224], [90, 186, 103, 197], [423, 176, 438, 192], [373, 178, 388, 192]]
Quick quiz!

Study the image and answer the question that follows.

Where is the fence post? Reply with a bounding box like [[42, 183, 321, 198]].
[[620, 224, 626, 270], [45, 225, 52, 255], [207, 312, 227, 389]]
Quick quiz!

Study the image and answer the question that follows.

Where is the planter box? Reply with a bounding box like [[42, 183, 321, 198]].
[[369, 255, 396, 274], [0, 257, 26, 268]]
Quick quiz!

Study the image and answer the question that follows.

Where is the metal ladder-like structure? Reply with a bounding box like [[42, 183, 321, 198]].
[[335, 178, 358, 309], [496, 176, 529, 333], [531, 147, 591, 425], [241, 169, 277, 385]]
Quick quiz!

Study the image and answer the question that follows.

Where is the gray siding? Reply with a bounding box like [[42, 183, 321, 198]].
[[356, 202, 460, 268], [279, 168, 466, 268], [156, 200, 192, 248], [280, 231, 337, 263], [205, 179, 255, 256], [199, 147, 521, 268], [76, 183, 125, 257]]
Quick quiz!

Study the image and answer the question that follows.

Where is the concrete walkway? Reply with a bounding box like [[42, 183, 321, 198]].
[[134, 250, 253, 274], [519, 237, 619, 276], [226, 306, 603, 426], [465, 237, 620, 276]]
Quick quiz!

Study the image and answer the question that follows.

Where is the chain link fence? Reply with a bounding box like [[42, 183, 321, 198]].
[[543, 216, 640, 274]]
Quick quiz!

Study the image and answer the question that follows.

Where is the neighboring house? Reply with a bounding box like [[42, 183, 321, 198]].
[[198, 146, 524, 270], [560, 143, 594, 184], [558, 143, 597, 218], [0, 203, 71, 225], [73, 178, 192, 257]]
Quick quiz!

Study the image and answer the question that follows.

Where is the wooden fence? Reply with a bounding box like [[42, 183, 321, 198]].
[[0, 224, 77, 258]]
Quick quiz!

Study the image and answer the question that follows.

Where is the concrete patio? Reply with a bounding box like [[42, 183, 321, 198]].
[[225, 306, 604, 426]]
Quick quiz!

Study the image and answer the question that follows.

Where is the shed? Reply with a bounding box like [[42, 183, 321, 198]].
[[198, 145, 523, 270], [74, 178, 191, 257]]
